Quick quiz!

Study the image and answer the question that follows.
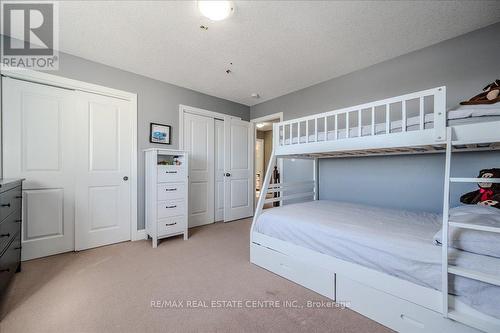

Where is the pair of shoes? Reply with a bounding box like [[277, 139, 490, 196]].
[[460, 79, 500, 105]]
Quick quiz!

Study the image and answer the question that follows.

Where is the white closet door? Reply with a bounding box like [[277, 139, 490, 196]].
[[2, 78, 76, 260], [224, 118, 254, 222], [183, 113, 215, 227], [214, 119, 225, 221], [74, 91, 132, 250]]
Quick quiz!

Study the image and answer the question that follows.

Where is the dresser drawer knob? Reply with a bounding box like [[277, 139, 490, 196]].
[[165, 188, 177, 191], [1, 203, 11, 207], [0, 233, 10, 238], [165, 222, 177, 226], [0, 268, 10, 273], [165, 205, 177, 209]]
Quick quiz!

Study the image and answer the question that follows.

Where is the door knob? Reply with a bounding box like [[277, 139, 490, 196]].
[[123, 176, 129, 181], [225, 173, 231, 177]]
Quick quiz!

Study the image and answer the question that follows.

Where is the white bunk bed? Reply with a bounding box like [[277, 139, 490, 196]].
[[250, 86, 500, 333]]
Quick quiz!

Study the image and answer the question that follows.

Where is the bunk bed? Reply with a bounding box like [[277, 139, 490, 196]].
[[250, 86, 500, 333]]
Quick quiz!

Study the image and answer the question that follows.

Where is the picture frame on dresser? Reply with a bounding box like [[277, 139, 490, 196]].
[[144, 149, 188, 248]]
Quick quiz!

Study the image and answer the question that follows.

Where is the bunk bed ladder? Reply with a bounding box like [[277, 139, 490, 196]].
[[442, 129, 500, 332]]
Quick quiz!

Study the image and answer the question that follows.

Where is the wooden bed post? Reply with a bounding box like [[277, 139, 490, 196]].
[[313, 158, 319, 200], [250, 151, 277, 242], [441, 127, 452, 317]]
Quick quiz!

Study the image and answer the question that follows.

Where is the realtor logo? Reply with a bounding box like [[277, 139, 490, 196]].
[[1, 1, 59, 69]]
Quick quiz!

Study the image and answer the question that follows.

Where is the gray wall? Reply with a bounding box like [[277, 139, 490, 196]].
[[1, 37, 250, 229], [251, 22, 500, 213]]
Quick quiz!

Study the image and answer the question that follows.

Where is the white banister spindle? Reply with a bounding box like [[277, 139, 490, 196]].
[[402, 101, 407, 132], [324, 116, 328, 141], [306, 120, 309, 143], [295, 122, 299, 144], [371, 107, 375, 136], [279, 125, 283, 146], [346, 112, 350, 138], [287, 124, 291, 145], [386, 104, 390, 134], [315, 118, 318, 142], [358, 110, 362, 137], [419, 97, 425, 130], [334, 114, 338, 140]]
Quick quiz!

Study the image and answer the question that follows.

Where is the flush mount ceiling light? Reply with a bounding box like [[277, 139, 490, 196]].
[[256, 123, 266, 129], [198, 1, 234, 21]]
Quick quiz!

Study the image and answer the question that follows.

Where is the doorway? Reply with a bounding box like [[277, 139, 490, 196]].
[[251, 113, 283, 209]]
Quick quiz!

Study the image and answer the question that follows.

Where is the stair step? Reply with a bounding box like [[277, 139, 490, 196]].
[[448, 310, 500, 333], [448, 265, 500, 287], [449, 221, 500, 234], [449, 177, 500, 183]]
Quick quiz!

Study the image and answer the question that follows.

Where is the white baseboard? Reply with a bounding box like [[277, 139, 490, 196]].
[[132, 229, 147, 241]]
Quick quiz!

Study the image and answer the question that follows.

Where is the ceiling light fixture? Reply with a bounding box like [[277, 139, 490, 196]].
[[256, 123, 266, 129], [198, 1, 234, 21]]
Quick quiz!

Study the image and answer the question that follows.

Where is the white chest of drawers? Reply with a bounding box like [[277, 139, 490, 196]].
[[144, 149, 188, 247]]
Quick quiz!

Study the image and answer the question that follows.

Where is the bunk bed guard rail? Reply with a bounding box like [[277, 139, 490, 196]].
[[273, 86, 447, 155]]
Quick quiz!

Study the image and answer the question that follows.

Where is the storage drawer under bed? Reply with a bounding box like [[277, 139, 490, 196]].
[[335, 275, 476, 333], [250, 243, 335, 300]]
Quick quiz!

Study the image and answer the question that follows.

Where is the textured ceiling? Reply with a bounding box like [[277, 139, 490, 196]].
[[50, 1, 500, 105]]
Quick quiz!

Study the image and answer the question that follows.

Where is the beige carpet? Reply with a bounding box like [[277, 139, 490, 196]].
[[0, 219, 390, 333]]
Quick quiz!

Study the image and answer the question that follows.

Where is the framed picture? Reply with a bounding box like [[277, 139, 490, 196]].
[[150, 123, 171, 145]]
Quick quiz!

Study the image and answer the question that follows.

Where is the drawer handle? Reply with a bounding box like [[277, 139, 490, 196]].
[[14, 246, 22, 250], [0, 233, 10, 238], [0, 268, 10, 273], [165, 188, 177, 191], [165, 205, 177, 209], [166, 171, 177, 174], [1, 203, 11, 207], [165, 222, 177, 226], [15, 219, 22, 223], [15, 195, 22, 199]]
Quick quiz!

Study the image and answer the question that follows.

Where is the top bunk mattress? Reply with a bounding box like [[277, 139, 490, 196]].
[[280, 104, 500, 144], [254, 200, 500, 319]]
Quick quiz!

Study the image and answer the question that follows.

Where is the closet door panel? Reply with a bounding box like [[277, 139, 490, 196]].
[[224, 119, 254, 222], [183, 113, 214, 227], [74, 92, 132, 250], [214, 119, 225, 221], [2, 78, 76, 260]]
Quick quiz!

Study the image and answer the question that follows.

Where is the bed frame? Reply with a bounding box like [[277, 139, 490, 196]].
[[250, 87, 500, 333]]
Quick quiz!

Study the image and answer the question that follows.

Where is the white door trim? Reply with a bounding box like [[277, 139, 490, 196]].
[[178, 104, 241, 150], [251, 112, 284, 208], [1, 67, 139, 243], [250, 112, 283, 124]]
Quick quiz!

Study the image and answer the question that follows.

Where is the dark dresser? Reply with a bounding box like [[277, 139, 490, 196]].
[[0, 179, 23, 298]]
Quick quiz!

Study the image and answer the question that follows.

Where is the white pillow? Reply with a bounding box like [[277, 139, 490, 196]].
[[433, 205, 500, 258]]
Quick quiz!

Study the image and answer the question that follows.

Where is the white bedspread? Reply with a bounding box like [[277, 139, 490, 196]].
[[254, 200, 500, 318]]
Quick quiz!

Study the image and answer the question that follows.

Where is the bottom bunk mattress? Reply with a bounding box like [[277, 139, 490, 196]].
[[254, 200, 500, 319]]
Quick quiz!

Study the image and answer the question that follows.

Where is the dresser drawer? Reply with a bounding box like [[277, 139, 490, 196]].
[[157, 199, 185, 219], [0, 210, 21, 254], [0, 232, 21, 294], [157, 183, 186, 201], [157, 216, 186, 237], [157, 166, 186, 183], [250, 243, 335, 300], [0, 186, 22, 222]]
